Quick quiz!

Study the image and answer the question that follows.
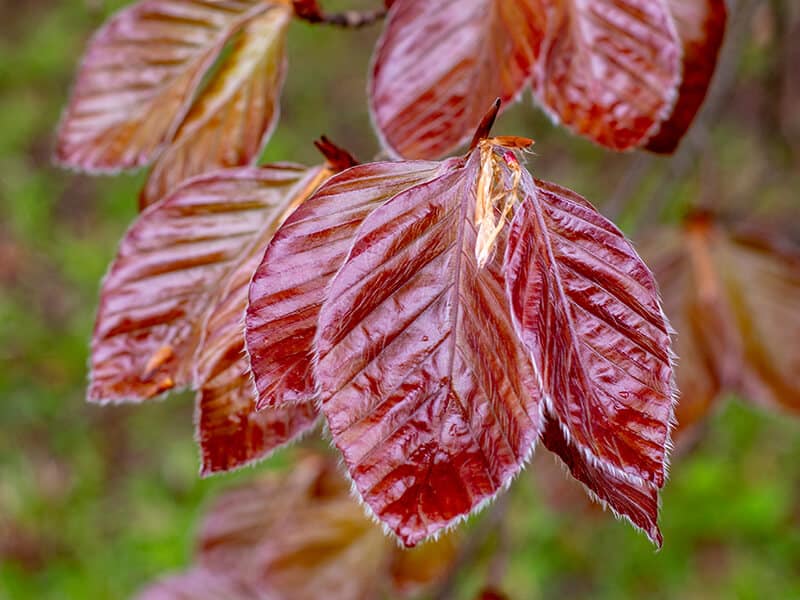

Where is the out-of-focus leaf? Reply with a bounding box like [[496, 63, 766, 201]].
[[642, 215, 800, 432], [138, 569, 276, 600], [370, 0, 544, 159], [504, 176, 674, 544], [646, 0, 728, 153], [529, 0, 681, 150], [139, 455, 458, 599], [371, 0, 683, 157], [389, 531, 459, 596], [245, 160, 448, 410], [90, 165, 325, 403], [315, 146, 542, 547], [55, 0, 267, 172], [140, 5, 291, 208]]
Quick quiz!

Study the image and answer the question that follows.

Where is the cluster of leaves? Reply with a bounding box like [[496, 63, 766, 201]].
[[53, 0, 764, 589]]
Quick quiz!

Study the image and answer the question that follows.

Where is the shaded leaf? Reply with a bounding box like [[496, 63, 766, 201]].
[[642, 216, 800, 431], [140, 4, 291, 207], [504, 177, 674, 521], [315, 147, 542, 546], [90, 165, 325, 403], [56, 0, 266, 172], [646, 0, 728, 153], [370, 0, 544, 159], [541, 415, 662, 545], [140, 455, 458, 599], [246, 160, 449, 410]]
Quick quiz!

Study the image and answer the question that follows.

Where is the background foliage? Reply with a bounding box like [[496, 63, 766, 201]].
[[1, 0, 799, 598]]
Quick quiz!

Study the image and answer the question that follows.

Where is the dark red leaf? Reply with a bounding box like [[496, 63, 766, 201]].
[[90, 165, 325, 403], [370, 0, 545, 159], [315, 148, 542, 546], [139, 4, 291, 207], [56, 0, 269, 172], [541, 415, 662, 545], [504, 178, 675, 490], [646, 0, 728, 153], [246, 160, 449, 410]]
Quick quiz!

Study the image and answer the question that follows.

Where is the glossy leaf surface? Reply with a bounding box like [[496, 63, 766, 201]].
[[541, 415, 662, 544], [315, 150, 542, 546], [139, 455, 456, 599], [643, 217, 800, 431], [371, 0, 683, 157], [56, 0, 266, 172], [246, 160, 447, 410], [646, 0, 728, 153], [529, 0, 681, 150], [140, 5, 291, 207], [504, 177, 675, 489], [90, 165, 323, 403], [194, 240, 318, 475], [370, 0, 544, 159]]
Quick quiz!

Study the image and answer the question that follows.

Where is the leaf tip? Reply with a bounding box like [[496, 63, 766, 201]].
[[469, 98, 503, 151], [314, 135, 359, 172]]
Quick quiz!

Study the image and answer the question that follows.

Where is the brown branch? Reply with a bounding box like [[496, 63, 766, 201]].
[[292, 0, 387, 28]]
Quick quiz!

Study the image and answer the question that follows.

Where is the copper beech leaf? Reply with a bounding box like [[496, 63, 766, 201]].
[[642, 216, 800, 433], [371, 0, 683, 158], [370, 0, 544, 159], [138, 455, 457, 600], [140, 4, 291, 208], [504, 176, 676, 492], [245, 160, 452, 410], [90, 165, 326, 403], [314, 148, 543, 547], [646, 0, 728, 153], [91, 164, 335, 474], [55, 0, 269, 172]]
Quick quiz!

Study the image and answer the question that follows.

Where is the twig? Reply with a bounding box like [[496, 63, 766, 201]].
[[292, 0, 387, 28], [433, 492, 512, 600]]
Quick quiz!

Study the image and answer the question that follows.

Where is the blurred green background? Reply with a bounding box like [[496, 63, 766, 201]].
[[1, 1, 799, 598]]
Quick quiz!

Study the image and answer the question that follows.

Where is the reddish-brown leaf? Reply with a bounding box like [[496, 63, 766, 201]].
[[371, 0, 683, 157], [194, 241, 318, 475], [642, 216, 800, 430], [139, 5, 291, 208], [139, 455, 458, 599], [646, 0, 728, 153], [56, 0, 267, 172], [370, 0, 545, 159], [90, 165, 325, 403], [541, 415, 662, 545], [315, 149, 542, 546], [529, 0, 682, 150], [245, 160, 449, 410], [504, 178, 675, 491]]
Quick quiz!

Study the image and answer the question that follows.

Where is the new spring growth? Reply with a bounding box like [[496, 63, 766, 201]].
[[474, 136, 534, 268]]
